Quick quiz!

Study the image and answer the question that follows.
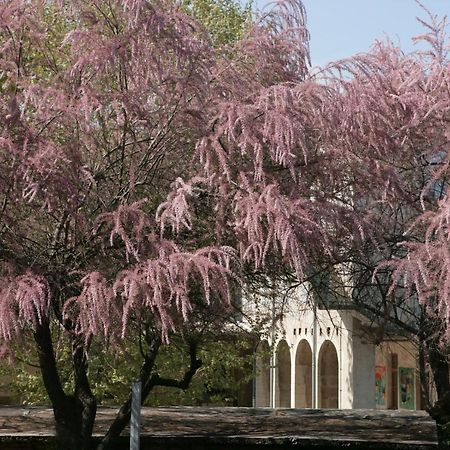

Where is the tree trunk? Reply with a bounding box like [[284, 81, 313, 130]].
[[97, 397, 132, 450], [34, 322, 97, 450], [72, 344, 97, 448], [427, 342, 450, 448], [97, 336, 201, 450], [53, 396, 93, 450], [418, 315, 431, 411], [97, 337, 162, 450]]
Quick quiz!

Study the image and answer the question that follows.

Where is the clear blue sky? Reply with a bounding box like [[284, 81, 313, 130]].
[[256, 0, 449, 67]]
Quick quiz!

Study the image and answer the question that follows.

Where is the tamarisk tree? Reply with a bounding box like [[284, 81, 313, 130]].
[[328, 10, 450, 444], [0, 0, 342, 448], [2, 0, 450, 448], [299, 7, 450, 445]]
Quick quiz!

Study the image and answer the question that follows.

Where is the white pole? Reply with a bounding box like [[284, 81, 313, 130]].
[[130, 380, 142, 450]]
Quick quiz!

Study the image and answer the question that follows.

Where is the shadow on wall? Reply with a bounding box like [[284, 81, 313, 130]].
[[275, 340, 291, 407], [318, 340, 338, 408], [295, 339, 312, 408], [255, 340, 271, 407]]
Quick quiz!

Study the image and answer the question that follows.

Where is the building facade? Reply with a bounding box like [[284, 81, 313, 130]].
[[253, 291, 422, 410]]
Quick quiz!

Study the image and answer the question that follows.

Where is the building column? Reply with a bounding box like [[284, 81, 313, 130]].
[[339, 319, 343, 409], [271, 350, 277, 408], [312, 308, 318, 408], [291, 345, 296, 408]]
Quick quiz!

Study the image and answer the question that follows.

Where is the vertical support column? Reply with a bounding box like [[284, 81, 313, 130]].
[[270, 350, 276, 408], [339, 319, 343, 409], [291, 344, 296, 408], [130, 380, 142, 450], [252, 355, 256, 408], [312, 305, 318, 408], [270, 291, 276, 408]]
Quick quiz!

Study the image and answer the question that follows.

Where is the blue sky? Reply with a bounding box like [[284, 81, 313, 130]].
[[256, 0, 449, 67]]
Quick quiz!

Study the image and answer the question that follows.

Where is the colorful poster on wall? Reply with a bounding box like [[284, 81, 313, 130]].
[[375, 365, 387, 406], [399, 367, 415, 410]]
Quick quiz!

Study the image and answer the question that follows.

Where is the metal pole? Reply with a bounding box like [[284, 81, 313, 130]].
[[130, 380, 142, 450]]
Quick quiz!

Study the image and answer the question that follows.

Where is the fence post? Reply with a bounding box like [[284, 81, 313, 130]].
[[130, 380, 142, 450]]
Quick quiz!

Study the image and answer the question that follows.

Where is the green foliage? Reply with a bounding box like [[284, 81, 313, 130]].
[[0, 3, 71, 97], [0, 337, 76, 405], [147, 335, 255, 406], [182, 0, 253, 45], [2, 333, 255, 407]]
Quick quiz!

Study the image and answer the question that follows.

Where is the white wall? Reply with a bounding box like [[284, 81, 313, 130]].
[[266, 291, 356, 409], [351, 317, 376, 409], [252, 285, 420, 411]]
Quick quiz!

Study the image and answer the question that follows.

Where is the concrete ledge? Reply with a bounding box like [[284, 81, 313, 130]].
[[0, 406, 438, 449]]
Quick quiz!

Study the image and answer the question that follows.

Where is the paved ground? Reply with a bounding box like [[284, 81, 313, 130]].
[[0, 406, 439, 447]]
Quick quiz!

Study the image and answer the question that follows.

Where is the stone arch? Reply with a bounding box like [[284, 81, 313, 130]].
[[295, 340, 312, 408], [318, 340, 339, 408], [255, 340, 271, 407], [275, 340, 291, 407]]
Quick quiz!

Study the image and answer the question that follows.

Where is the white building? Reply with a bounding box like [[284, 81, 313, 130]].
[[251, 284, 423, 410]]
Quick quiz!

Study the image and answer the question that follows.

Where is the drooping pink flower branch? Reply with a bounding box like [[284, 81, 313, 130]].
[[63, 272, 119, 346], [0, 272, 49, 341], [113, 245, 236, 342]]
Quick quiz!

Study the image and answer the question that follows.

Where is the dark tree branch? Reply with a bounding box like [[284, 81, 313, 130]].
[[33, 321, 66, 407], [72, 342, 97, 448], [97, 335, 162, 450], [98, 336, 202, 450], [148, 339, 202, 391]]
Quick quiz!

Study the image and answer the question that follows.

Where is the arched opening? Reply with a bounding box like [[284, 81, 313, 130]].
[[275, 340, 291, 407], [318, 340, 339, 408], [255, 340, 271, 407], [295, 340, 312, 408]]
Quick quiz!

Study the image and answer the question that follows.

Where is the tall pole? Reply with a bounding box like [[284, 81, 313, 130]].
[[130, 380, 142, 450], [270, 288, 276, 408]]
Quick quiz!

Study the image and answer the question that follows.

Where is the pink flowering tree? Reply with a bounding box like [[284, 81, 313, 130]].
[[306, 8, 450, 443], [2, 0, 450, 448], [0, 0, 334, 449], [0, 1, 247, 448]]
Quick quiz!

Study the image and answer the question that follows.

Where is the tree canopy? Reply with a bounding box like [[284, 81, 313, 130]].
[[1, 0, 450, 448]]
